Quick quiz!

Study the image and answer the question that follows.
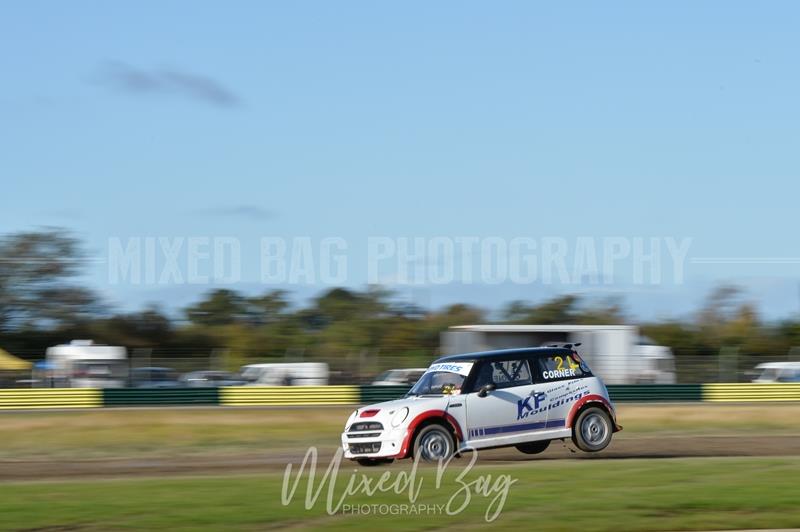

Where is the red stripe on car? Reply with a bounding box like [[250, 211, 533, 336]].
[[565, 394, 620, 431], [392, 409, 463, 459]]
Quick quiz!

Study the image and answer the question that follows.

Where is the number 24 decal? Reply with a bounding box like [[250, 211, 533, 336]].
[[554, 356, 580, 371]]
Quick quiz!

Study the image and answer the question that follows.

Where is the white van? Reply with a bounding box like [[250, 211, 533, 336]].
[[45, 340, 128, 388], [752, 362, 800, 383], [372, 368, 427, 386], [240, 362, 329, 386]]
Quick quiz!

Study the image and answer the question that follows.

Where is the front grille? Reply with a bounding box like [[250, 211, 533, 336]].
[[349, 442, 382, 455], [350, 422, 384, 432], [347, 432, 381, 439]]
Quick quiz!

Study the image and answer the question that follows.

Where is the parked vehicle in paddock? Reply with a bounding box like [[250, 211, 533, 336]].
[[45, 340, 127, 388], [131, 367, 180, 388], [372, 368, 427, 386], [341, 346, 621, 465], [180, 370, 246, 387], [752, 362, 800, 383], [240, 362, 329, 385]]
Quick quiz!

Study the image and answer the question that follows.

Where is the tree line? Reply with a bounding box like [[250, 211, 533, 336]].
[[2, 229, 799, 376]]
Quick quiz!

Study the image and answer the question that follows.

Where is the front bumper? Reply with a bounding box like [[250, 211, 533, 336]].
[[341, 426, 407, 460]]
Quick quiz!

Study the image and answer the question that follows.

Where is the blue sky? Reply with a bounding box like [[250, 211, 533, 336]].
[[2, 2, 800, 320]]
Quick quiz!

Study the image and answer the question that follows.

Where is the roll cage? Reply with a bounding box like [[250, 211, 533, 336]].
[[434, 347, 591, 394]]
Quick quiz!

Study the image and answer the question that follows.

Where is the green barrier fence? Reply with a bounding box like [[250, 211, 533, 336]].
[[103, 388, 219, 407], [607, 384, 703, 403], [359, 385, 411, 403]]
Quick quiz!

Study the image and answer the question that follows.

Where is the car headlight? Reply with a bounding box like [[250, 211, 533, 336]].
[[391, 407, 409, 427]]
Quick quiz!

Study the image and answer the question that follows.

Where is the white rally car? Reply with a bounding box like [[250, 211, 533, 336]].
[[342, 346, 621, 464]]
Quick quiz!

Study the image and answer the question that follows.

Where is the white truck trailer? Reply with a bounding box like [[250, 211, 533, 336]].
[[441, 324, 675, 385]]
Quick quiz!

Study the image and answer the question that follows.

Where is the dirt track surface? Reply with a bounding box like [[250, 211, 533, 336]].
[[3, 434, 799, 481]]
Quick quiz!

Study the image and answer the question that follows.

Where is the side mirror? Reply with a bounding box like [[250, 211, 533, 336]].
[[477, 383, 496, 398]]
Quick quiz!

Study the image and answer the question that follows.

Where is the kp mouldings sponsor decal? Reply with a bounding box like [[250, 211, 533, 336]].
[[424, 362, 474, 376], [516, 385, 590, 420]]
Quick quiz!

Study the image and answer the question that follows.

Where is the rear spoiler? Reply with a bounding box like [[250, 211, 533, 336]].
[[546, 342, 582, 349]]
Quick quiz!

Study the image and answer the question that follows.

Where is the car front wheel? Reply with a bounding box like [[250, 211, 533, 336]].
[[572, 406, 613, 452], [413, 424, 455, 462]]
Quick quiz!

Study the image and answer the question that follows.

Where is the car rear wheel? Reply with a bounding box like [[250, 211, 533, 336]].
[[413, 424, 455, 462], [515, 440, 550, 455], [572, 407, 613, 452]]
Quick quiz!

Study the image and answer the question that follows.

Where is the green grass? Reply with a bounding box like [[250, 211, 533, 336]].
[[617, 403, 800, 435], [1, 457, 799, 531]]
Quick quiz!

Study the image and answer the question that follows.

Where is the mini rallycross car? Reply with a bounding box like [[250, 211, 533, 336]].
[[341, 346, 621, 465]]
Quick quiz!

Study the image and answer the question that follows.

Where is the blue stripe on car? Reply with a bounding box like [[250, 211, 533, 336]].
[[471, 418, 565, 437]]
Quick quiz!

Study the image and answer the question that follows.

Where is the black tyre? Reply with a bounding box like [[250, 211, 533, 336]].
[[355, 458, 394, 467], [413, 423, 455, 462], [515, 440, 551, 455], [572, 406, 613, 452]]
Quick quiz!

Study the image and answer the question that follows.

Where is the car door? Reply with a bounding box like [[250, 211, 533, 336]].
[[464, 358, 550, 448]]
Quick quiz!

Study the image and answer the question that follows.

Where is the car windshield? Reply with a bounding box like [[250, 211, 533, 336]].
[[757, 368, 778, 381], [407, 362, 472, 395], [376, 370, 401, 381], [134, 369, 176, 381], [407, 371, 466, 396], [240, 367, 264, 382]]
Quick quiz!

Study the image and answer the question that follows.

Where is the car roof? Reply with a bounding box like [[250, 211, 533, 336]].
[[434, 346, 574, 364]]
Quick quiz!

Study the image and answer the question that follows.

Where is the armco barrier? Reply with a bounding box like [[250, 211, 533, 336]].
[[607, 384, 703, 402], [103, 388, 219, 407], [0, 388, 102, 409], [2, 384, 800, 410], [703, 383, 800, 402], [220, 385, 359, 406]]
